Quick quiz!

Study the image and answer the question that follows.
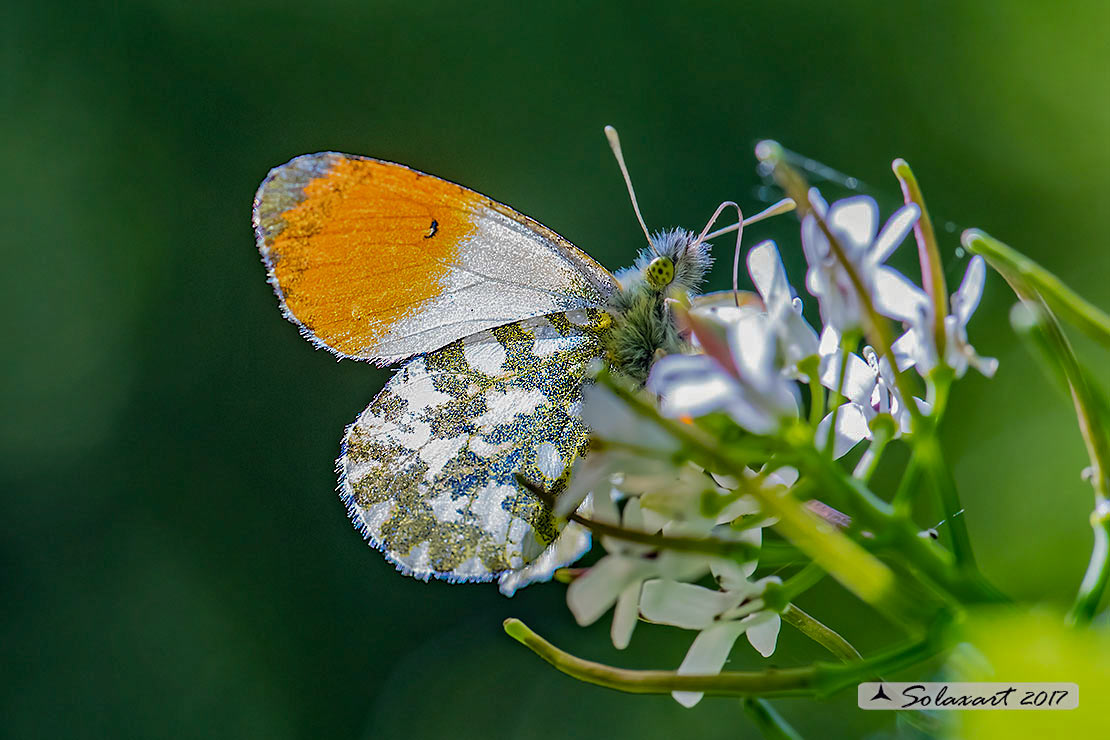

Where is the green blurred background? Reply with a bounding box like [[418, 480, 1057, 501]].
[[4, 1, 1109, 737]]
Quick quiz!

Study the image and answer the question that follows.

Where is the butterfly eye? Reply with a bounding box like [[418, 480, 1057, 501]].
[[645, 256, 675, 288]]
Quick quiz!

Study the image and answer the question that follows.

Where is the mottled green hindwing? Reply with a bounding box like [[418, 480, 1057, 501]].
[[339, 309, 611, 591]]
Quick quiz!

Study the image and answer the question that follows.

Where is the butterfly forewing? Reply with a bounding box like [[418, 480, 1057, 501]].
[[339, 309, 610, 586], [254, 153, 617, 363]]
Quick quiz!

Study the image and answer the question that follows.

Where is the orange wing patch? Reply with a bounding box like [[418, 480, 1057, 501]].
[[261, 157, 478, 356], [254, 152, 616, 363]]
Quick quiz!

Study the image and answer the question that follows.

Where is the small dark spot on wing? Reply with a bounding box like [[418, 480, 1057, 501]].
[[425, 219, 439, 239]]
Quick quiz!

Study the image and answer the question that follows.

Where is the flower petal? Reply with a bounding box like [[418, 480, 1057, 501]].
[[801, 212, 830, 266], [819, 350, 877, 406], [818, 324, 840, 358], [648, 355, 738, 419], [681, 302, 743, 377], [656, 551, 714, 582], [639, 580, 742, 629], [730, 313, 776, 383], [710, 551, 764, 590], [590, 487, 620, 525], [970, 352, 1000, 378], [672, 622, 750, 707], [714, 494, 762, 525], [828, 196, 878, 250], [723, 394, 782, 436], [816, 403, 871, 459], [747, 240, 792, 309], [582, 384, 676, 451], [566, 556, 652, 626], [954, 255, 986, 326], [764, 464, 799, 488], [771, 297, 819, 367], [744, 612, 781, 657], [737, 527, 763, 578], [870, 203, 919, 265], [873, 267, 930, 324], [557, 454, 611, 517], [610, 580, 642, 650], [891, 326, 928, 372], [808, 187, 830, 216]]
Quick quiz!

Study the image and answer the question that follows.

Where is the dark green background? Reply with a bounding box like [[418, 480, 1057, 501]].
[[4, 1, 1108, 737]]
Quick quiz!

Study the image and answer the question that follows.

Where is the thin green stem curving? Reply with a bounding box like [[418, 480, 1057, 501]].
[[767, 563, 827, 607], [781, 604, 862, 663], [893, 158, 948, 362], [853, 425, 891, 482], [964, 229, 1110, 349], [891, 452, 922, 518], [974, 241, 1110, 623], [916, 434, 977, 571], [503, 615, 948, 698]]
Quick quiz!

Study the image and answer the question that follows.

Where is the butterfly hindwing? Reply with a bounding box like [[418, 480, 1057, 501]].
[[339, 309, 611, 587], [254, 153, 618, 364]]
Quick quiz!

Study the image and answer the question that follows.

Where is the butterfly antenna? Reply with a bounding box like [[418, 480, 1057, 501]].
[[692, 201, 745, 306], [604, 125, 655, 253], [698, 198, 797, 307], [702, 198, 796, 240]]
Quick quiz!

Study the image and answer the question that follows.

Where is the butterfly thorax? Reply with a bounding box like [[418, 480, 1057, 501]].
[[604, 228, 712, 384]]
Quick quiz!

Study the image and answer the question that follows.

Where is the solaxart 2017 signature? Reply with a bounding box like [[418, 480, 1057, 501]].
[[858, 682, 1079, 710]]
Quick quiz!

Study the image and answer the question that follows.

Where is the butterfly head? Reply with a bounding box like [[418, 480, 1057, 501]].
[[604, 229, 713, 385], [641, 229, 712, 292]]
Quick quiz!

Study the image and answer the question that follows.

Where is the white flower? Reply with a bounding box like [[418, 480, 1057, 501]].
[[816, 327, 929, 458], [892, 255, 999, 379], [556, 383, 682, 518], [801, 193, 925, 333], [747, 240, 820, 374], [647, 307, 799, 435], [565, 497, 709, 649], [639, 567, 782, 708]]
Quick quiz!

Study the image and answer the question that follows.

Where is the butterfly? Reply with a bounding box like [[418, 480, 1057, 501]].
[[252, 128, 792, 594]]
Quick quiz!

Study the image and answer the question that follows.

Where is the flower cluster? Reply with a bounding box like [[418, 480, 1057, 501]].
[[554, 182, 996, 707], [499, 147, 1110, 737]]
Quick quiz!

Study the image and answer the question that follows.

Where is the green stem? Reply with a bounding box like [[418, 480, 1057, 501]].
[[756, 141, 925, 433], [602, 372, 1005, 610], [505, 617, 818, 697], [891, 453, 922, 518], [974, 247, 1110, 623], [927, 366, 955, 422], [916, 434, 977, 571], [807, 363, 826, 429], [964, 229, 1110, 349], [568, 512, 761, 561], [741, 698, 804, 740], [801, 448, 1004, 604], [503, 615, 948, 698], [515, 474, 763, 561], [599, 374, 924, 628], [1071, 513, 1110, 624], [853, 426, 891, 482], [893, 158, 948, 361], [767, 563, 827, 607], [825, 339, 853, 459], [758, 541, 808, 567], [781, 604, 863, 663]]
